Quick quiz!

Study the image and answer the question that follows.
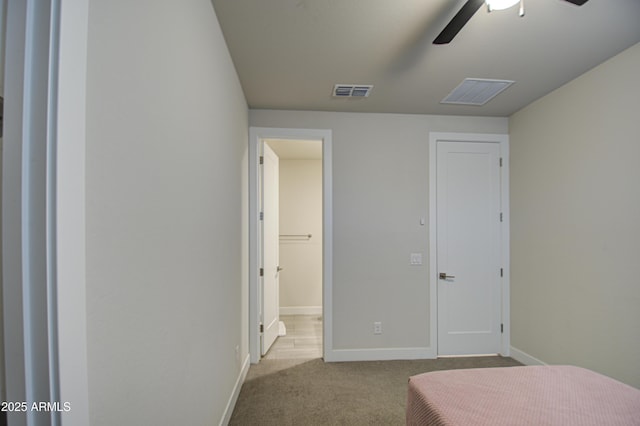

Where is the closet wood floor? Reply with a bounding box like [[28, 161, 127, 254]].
[[263, 314, 322, 360]]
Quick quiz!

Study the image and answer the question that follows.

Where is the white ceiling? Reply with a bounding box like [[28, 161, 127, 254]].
[[266, 139, 323, 160], [212, 0, 640, 117]]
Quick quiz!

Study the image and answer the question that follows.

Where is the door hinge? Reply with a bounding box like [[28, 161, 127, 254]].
[[259, 211, 264, 220], [501, 323, 504, 333], [500, 268, 503, 277], [499, 157, 503, 167], [260, 324, 264, 333], [500, 212, 503, 222], [260, 156, 264, 165], [260, 268, 264, 277]]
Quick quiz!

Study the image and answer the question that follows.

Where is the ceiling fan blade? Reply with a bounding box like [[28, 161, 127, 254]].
[[562, 0, 589, 5], [433, 0, 485, 45]]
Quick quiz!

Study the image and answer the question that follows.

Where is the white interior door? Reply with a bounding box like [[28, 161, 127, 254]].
[[261, 143, 280, 355], [437, 141, 502, 355]]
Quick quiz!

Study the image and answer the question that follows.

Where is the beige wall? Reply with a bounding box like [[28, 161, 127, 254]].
[[251, 110, 508, 351], [278, 159, 323, 311], [85, 0, 248, 424], [510, 42, 640, 388]]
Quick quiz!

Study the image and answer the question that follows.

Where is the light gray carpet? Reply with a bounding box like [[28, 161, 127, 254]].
[[229, 356, 522, 425]]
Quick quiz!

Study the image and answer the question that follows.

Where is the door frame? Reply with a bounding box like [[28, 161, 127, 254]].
[[249, 127, 333, 363], [428, 132, 510, 357], [3, 1, 90, 424]]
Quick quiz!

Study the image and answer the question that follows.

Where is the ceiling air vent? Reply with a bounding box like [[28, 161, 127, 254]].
[[441, 78, 514, 106], [332, 84, 373, 98]]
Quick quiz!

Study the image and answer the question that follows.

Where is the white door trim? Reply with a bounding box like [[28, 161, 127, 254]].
[[3, 1, 90, 424], [249, 127, 333, 363], [429, 132, 510, 357]]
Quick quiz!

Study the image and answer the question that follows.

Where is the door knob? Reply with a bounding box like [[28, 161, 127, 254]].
[[277, 266, 284, 272], [439, 272, 455, 280]]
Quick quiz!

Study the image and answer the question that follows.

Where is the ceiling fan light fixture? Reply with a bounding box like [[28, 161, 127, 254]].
[[485, 0, 519, 11]]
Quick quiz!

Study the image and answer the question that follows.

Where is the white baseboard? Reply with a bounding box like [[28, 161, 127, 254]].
[[279, 306, 322, 315], [219, 354, 250, 426], [324, 346, 436, 362], [510, 346, 547, 366]]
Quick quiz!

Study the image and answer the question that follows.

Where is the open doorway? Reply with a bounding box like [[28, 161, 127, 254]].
[[248, 127, 333, 364], [262, 138, 323, 359]]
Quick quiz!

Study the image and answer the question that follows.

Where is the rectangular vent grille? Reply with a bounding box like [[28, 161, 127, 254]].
[[333, 84, 373, 98], [441, 78, 514, 106]]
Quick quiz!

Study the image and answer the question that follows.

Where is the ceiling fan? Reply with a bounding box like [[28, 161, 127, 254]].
[[433, 0, 589, 45]]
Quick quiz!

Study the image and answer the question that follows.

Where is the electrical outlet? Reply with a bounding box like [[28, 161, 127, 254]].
[[373, 321, 382, 335], [410, 253, 423, 265]]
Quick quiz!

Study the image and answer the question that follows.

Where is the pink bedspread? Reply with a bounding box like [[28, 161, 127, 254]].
[[407, 365, 640, 425]]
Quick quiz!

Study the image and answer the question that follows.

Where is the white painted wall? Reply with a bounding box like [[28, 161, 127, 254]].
[[510, 42, 640, 388], [0, 0, 4, 95], [56, 1, 91, 424], [250, 110, 507, 352], [85, 1, 248, 424], [0, 0, 5, 403], [278, 159, 323, 312]]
